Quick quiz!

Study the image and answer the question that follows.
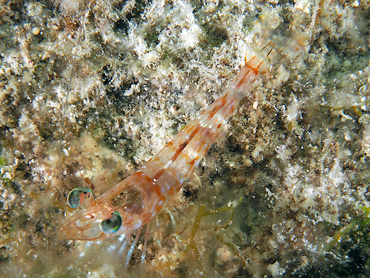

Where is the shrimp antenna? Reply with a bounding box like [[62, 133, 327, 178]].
[[56, 3, 92, 191]]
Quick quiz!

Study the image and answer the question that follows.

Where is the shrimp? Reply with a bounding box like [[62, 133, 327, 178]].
[[58, 53, 269, 262]]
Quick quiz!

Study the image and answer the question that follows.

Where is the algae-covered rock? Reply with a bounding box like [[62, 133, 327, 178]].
[[0, 0, 369, 277]]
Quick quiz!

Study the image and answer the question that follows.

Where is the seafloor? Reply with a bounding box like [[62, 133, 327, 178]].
[[0, 0, 369, 277]]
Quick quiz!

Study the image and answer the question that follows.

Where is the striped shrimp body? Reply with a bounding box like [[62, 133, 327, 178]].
[[59, 55, 266, 250]]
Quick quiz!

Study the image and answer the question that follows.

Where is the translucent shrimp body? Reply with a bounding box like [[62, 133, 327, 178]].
[[58, 57, 264, 242]]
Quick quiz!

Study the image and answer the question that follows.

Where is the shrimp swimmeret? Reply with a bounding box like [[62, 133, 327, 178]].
[[58, 52, 270, 263]]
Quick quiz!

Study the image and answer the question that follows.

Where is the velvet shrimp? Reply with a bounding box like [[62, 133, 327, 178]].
[[59, 49, 276, 265]]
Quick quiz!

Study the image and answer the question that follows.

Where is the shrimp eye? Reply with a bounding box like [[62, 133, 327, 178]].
[[67, 187, 94, 209], [100, 211, 122, 234]]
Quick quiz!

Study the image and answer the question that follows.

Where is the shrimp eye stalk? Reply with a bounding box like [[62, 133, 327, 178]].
[[67, 187, 94, 209], [100, 211, 122, 234]]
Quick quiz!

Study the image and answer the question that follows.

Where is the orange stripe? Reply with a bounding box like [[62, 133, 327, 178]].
[[206, 95, 227, 121], [153, 168, 165, 181], [153, 126, 202, 180], [170, 126, 200, 162]]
